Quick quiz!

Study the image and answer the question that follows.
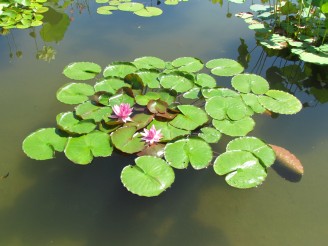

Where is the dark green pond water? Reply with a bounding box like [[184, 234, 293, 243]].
[[1, 1, 328, 245]]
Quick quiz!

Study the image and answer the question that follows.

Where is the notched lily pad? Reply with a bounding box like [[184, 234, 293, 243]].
[[63, 62, 101, 80], [56, 83, 95, 105], [22, 128, 68, 160], [206, 58, 244, 76], [121, 156, 175, 197]]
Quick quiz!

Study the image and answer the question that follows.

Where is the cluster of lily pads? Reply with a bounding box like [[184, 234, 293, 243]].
[[96, 0, 188, 17], [0, 0, 48, 31], [22, 56, 302, 197], [236, 0, 328, 65]]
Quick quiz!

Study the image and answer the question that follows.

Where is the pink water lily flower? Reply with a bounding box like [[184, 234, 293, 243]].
[[112, 103, 133, 122], [141, 125, 163, 145]]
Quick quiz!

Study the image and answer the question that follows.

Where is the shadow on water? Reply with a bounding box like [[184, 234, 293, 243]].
[[0, 152, 230, 246], [271, 163, 303, 183]]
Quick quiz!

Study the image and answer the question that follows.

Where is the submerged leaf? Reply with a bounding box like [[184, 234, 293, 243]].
[[269, 144, 304, 175]]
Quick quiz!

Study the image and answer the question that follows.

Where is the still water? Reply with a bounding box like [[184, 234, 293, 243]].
[[1, 1, 328, 245]]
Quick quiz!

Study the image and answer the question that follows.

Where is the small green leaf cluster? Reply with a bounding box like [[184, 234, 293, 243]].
[[22, 56, 302, 197], [236, 1, 328, 65], [0, 0, 48, 31]]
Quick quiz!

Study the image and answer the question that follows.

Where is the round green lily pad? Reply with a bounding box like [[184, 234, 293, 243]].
[[159, 72, 194, 93], [103, 62, 137, 78], [133, 56, 166, 69], [213, 117, 255, 137], [169, 105, 208, 130], [213, 150, 267, 188], [206, 58, 244, 76], [117, 2, 144, 12], [134, 7, 163, 17], [63, 62, 101, 80], [198, 127, 221, 143], [56, 83, 95, 105], [111, 126, 145, 154], [258, 90, 302, 114], [171, 57, 204, 73], [121, 156, 175, 197], [22, 128, 68, 160], [227, 136, 275, 167], [56, 111, 96, 134], [231, 74, 269, 94], [64, 131, 113, 165]]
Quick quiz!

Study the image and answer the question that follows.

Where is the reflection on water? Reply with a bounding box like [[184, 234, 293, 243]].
[[1, 0, 328, 246]]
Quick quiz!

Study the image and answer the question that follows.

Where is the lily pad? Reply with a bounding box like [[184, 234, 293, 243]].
[[64, 131, 113, 165], [56, 83, 95, 105], [231, 74, 269, 94], [205, 96, 248, 121], [213, 117, 255, 136], [164, 138, 212, 169], [135, 69, 160, 88], [227, 137, 275, 167], [134, 7, 163, 17], [111, 126, 145, 153], [206, 58, 244, 76], [56, 112, 96, 134], [241, 94, 266, 113], [258, 90, 302, 114], [198, 127, 221, 143], [75, 101, 113, 122], [202, 88, 239, 98], [121, 156, 175, 197], [183, 87, 201, 99], [133, 56, 166, 69], [136, 92, 160, 106], [195, 73, 216, 88], [22, 128, 68, 160], [159, 72, 194, 93], [94, 78, 128, 94], [213, 150, 267, 188], [63, 62, 101, 80], [117, 2, 144, 12], [169, 105, 208, 130], [149, 120, 190, 141], [124, 113, 154, 130], [107, 93, 135, 107], [103, 62, 137, 78], [171, 57, 204, 73]]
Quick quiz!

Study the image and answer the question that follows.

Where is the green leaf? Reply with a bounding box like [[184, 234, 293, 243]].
[[164, 138, 213, 169], [97, 6, 116, 15], [56, 112, 96, 134], [133, 56, 166, 69], [75, 101, 113, 122], [241, 94, 266, 114], [171, 57, 204, 73], [258, 90, 302, 114], [213, 150, 267, 188], [111, 126, 145, 153], [147, 99, 168, 114], [198, 127, 221, 143], [135, 69, 160, 88], [94, 78, 128, 94], [169, 105, 208, 130], [63, 62, 101, 80], [213, 117, 255, 136], [118, 2, 144, 11], [205, 96, 248, 121], [121, 156, 175, 197], [124, 113, 154, 130], [135, 92, 160, 105], [134, 7, 163, 17], [206, 58, 244, 76], [56, 83, 95, 105], [159, 72, 194, 93], [137, 144, 166, 158], [103, 62, 137, 78], [149, 120, 190, 141], [195, 73, 216, 88], [227, 137, 275, 167], [22, 128, 68, 160], [231, 74, 269, 94], [64, 131, 113, 165], [107, 93, 135, 107], [164, 139, 189, 169], [202, 88, 239, 98], [183, 87, 201, 99]]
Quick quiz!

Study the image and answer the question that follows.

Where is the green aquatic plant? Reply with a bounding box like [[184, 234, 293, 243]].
[[236, 0, 328, 65], [96, 0, 189, 17], [0, 0, 49, 30], [22, 56, 303, 197]]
